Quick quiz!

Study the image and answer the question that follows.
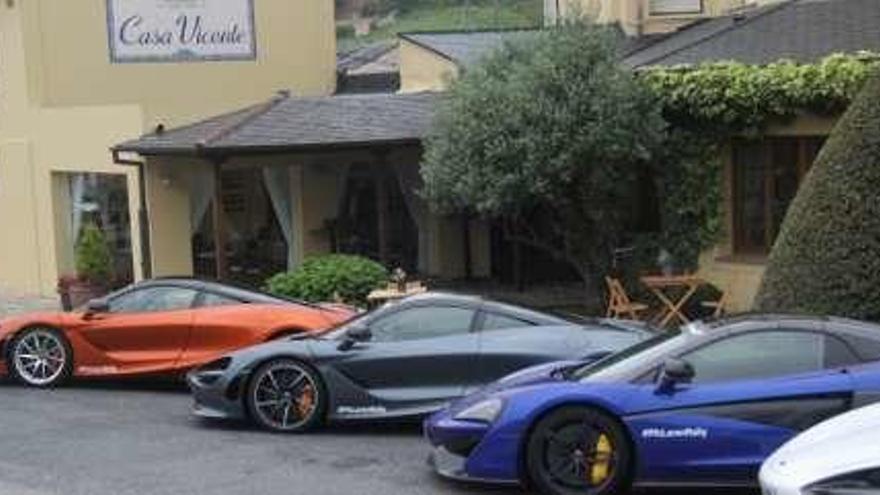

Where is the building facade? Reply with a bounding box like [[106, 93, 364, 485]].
[[0, 0, 335, 296]]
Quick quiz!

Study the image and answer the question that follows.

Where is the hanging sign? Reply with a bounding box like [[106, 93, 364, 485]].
[[106, 0, 257, 63]]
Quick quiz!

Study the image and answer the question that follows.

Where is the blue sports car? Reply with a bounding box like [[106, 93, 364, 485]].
[[425, 315, 880, 495]]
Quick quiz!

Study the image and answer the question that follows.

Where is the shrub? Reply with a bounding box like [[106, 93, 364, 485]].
[[755, 70, 880, 320], [265, 255, 388, 306], [75, 223, 113, 284]]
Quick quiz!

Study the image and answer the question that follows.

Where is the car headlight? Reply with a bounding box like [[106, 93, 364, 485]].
[[453, 399, 504, 423], [806, 468, 880, 494]]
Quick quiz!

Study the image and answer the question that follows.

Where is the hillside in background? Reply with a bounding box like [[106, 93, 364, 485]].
[[336, 0, 543, 52]]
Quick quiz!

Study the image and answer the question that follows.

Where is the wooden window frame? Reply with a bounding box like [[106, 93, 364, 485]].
[[731, 136, 825, 257]]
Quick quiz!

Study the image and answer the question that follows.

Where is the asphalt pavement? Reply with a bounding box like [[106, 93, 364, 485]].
[[0, 380, 757, 495]]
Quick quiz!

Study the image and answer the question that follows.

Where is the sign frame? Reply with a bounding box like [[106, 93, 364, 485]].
[[105, 0, 258, 64]]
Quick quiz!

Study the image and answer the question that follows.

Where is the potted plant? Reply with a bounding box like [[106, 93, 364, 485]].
[[58, 223, 114, 311]]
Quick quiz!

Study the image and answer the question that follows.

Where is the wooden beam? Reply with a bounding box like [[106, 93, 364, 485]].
[[211, 161, 228, 280]]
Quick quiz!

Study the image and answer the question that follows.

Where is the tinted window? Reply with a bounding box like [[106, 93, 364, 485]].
[[824, 336, 860, 369], [370, 306, 475, 342], [682, 331, 825, 383], [199, 292, 240, 308], [481, 312, 534, 331], [109, 287, 198, 314]]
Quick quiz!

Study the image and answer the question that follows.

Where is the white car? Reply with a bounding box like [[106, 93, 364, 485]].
[[760, 402, 880, 495]]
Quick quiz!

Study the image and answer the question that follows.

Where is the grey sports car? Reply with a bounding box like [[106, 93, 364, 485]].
[[186, 293, 650, 432]]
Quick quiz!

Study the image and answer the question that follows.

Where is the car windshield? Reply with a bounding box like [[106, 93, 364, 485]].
[[570, 327, 688, 381]]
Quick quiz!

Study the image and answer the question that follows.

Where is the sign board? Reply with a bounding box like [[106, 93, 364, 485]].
[[106, 0, 257, 63]]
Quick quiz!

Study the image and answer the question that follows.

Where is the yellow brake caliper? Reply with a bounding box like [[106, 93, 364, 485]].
[[589, 434, 613, 486]]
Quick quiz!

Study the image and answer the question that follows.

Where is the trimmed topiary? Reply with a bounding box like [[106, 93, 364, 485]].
[[264, 254, 388, 306], [755, 71, 880, 320]]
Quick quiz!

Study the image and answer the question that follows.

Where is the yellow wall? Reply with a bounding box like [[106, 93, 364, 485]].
[[399, 39, 460, 92], [0, 1, 336, 296]]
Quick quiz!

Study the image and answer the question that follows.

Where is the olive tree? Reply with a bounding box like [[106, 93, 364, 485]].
[[421, 24, 666, 292]]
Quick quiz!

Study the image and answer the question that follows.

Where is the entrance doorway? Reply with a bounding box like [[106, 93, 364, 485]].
[[334, 165, 418, 273], [192, 167, 288, 285]]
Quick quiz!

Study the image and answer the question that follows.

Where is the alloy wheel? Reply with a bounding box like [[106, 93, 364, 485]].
[[12, 329, 69, 387], [250, 361, 320, 431]]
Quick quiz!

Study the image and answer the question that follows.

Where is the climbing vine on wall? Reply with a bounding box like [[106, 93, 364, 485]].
[[633, 53, 879, 271], [645, 53, 880, 134]]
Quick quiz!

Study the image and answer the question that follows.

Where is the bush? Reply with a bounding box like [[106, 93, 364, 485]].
[[755, 71, 880, 320], [75, 223, 113, 284], [265, 255, 388, 306]]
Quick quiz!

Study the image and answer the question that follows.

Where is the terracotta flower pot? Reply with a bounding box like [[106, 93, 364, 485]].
[[58, 277, 108, 311]]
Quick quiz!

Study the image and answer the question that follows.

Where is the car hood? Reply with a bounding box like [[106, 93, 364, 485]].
[[763, 402, 880, 485], [448, 360, 580, 414]]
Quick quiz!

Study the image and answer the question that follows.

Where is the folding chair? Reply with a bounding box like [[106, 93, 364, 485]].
[[605, 277, 649, 320], [701, 290, 729, 318]]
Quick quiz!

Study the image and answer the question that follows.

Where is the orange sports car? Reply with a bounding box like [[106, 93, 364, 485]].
[[0, 278, 355, 388]]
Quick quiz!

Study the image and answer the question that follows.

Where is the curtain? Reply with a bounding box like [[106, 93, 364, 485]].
[[70, 174, 87, 244], [394, 162, 431, 273], [262, 166, 297, 270], [189, 163, 215, 235]]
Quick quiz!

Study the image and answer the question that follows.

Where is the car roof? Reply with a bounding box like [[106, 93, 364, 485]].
[[388, 292, 573, 326], [132, 277, 315, 307]]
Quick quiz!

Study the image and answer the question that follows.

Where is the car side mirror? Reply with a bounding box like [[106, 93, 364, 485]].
[[656, 358, 695, 392], [84, 298, 110, 319], [338, 325, 372, 351]]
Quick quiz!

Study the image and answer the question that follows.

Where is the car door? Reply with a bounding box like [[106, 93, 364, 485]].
[[473, 310, 573, 392], [77, 285, 198, 374], [625, 327, 859, 484], [178, 290, 256, 369], [331, 303, 480, 408]]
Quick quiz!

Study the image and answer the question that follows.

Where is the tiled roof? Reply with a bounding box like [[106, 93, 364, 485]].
[[623, 0, 880, 68], [115, 91, 439, 155], [399, 29, 541, 67]]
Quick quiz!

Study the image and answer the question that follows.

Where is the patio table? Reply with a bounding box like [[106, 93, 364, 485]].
[[640, 274, 705, 328], [366, 282, 428, 307]]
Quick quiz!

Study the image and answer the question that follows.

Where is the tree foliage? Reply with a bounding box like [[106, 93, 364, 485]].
[[755, 71, 880, 320], [422, 24, 666, 286]]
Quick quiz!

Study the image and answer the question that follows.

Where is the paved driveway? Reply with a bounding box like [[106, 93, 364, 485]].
[[0, 381, 757, 495]]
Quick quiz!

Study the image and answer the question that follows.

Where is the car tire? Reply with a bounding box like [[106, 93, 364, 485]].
[[245, 358, 326, 433], [526, 406, 632, 495], [6, 327, 73, 388]]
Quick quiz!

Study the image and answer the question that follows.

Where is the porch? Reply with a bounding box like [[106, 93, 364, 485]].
[[113, 91, 492, 286]]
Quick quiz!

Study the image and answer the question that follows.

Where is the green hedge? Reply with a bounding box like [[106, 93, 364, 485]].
[[265, 255, 388, 306], [755, 70, 880, 320]]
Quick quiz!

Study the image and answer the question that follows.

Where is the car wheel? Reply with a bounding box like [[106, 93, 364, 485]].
[[526, 407, 631, 495], [7, 327, 73, 388], [246, 358, 325, 433]]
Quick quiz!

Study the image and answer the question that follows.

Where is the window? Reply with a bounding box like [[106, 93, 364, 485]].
[[649, 0, 703, 15], [109, 287, 198, 314], [481, 312, 534, 331], [370, 306, 475, 342], [198, 292, 241, 308], [681, 331, 841, 383], [732, 137, 825, 255]]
